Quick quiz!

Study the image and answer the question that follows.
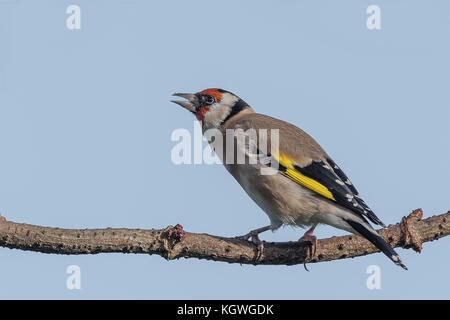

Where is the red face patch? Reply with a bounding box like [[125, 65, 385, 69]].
[[197, 88, 223, 103], [196, 106, 210, 122]]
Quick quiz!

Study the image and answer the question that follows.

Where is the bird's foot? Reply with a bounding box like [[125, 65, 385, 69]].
[[236, 226, 271, 261], [299, 234, 317, 257], [299, 225, 318, 259]]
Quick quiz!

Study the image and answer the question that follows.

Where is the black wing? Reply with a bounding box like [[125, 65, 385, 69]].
[[293, 158, 385, 227]]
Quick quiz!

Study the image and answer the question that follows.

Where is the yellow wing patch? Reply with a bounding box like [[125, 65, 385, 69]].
[[276, 153, 335, 201]]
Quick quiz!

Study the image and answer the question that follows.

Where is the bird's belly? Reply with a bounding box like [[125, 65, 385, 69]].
[[225, 163, 327, 230]]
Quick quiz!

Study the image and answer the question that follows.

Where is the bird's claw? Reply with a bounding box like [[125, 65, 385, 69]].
[[236, 230, 265, 260], [299, 234, 317, 258]]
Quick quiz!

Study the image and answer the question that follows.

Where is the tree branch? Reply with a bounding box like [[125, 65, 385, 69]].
[[0, 209, 448, 266]]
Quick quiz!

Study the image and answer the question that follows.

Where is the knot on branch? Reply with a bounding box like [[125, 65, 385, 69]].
[[160, 224, 186, 259], [400, 208, 423, 253]]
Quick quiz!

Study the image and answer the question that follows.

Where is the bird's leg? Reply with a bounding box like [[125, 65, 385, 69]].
[[299, 224, 318, 257], [236, 225, 271, 260]]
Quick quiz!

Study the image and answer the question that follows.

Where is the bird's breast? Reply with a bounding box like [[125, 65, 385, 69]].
[[224, 162, 326, 229]]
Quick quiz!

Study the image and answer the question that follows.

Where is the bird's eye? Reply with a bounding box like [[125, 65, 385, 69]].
[[204, 95, 215, 105]]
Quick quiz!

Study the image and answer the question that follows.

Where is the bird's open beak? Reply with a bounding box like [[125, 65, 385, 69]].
[[171, 93, 198, 113]]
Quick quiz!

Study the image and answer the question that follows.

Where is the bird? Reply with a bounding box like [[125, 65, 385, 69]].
[[171, 88, 407, 269]]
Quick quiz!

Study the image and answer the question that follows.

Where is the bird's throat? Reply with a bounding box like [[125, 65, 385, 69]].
[[196, 106, 210, 122]]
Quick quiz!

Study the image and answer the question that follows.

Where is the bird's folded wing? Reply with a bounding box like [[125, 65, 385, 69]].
[[230, 114, 385, 226], [274, 153, 385, 226]]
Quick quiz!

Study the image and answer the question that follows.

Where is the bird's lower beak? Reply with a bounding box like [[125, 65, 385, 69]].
[[171, 93, 198, 113]]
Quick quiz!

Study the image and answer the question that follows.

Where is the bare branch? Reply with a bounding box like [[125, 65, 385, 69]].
[[0, 209, 448, 266]]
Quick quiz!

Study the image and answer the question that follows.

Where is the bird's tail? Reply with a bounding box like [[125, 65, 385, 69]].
[[345, 219, 407, 270]]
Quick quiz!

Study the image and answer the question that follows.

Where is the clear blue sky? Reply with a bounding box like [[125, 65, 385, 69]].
[[0, 0, 449, 299]]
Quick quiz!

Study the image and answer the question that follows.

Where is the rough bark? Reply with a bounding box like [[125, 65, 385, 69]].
[[0, 209, 448, 266]]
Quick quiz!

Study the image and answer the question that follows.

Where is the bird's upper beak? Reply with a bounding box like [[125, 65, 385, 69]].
[[171, 93, 198, 113]]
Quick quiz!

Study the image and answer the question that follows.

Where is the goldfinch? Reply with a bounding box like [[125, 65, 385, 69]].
[[172, 88, 406, 269]]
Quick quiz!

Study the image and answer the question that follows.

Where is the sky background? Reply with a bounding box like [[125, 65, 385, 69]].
[[0, 0, 449, 299]]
